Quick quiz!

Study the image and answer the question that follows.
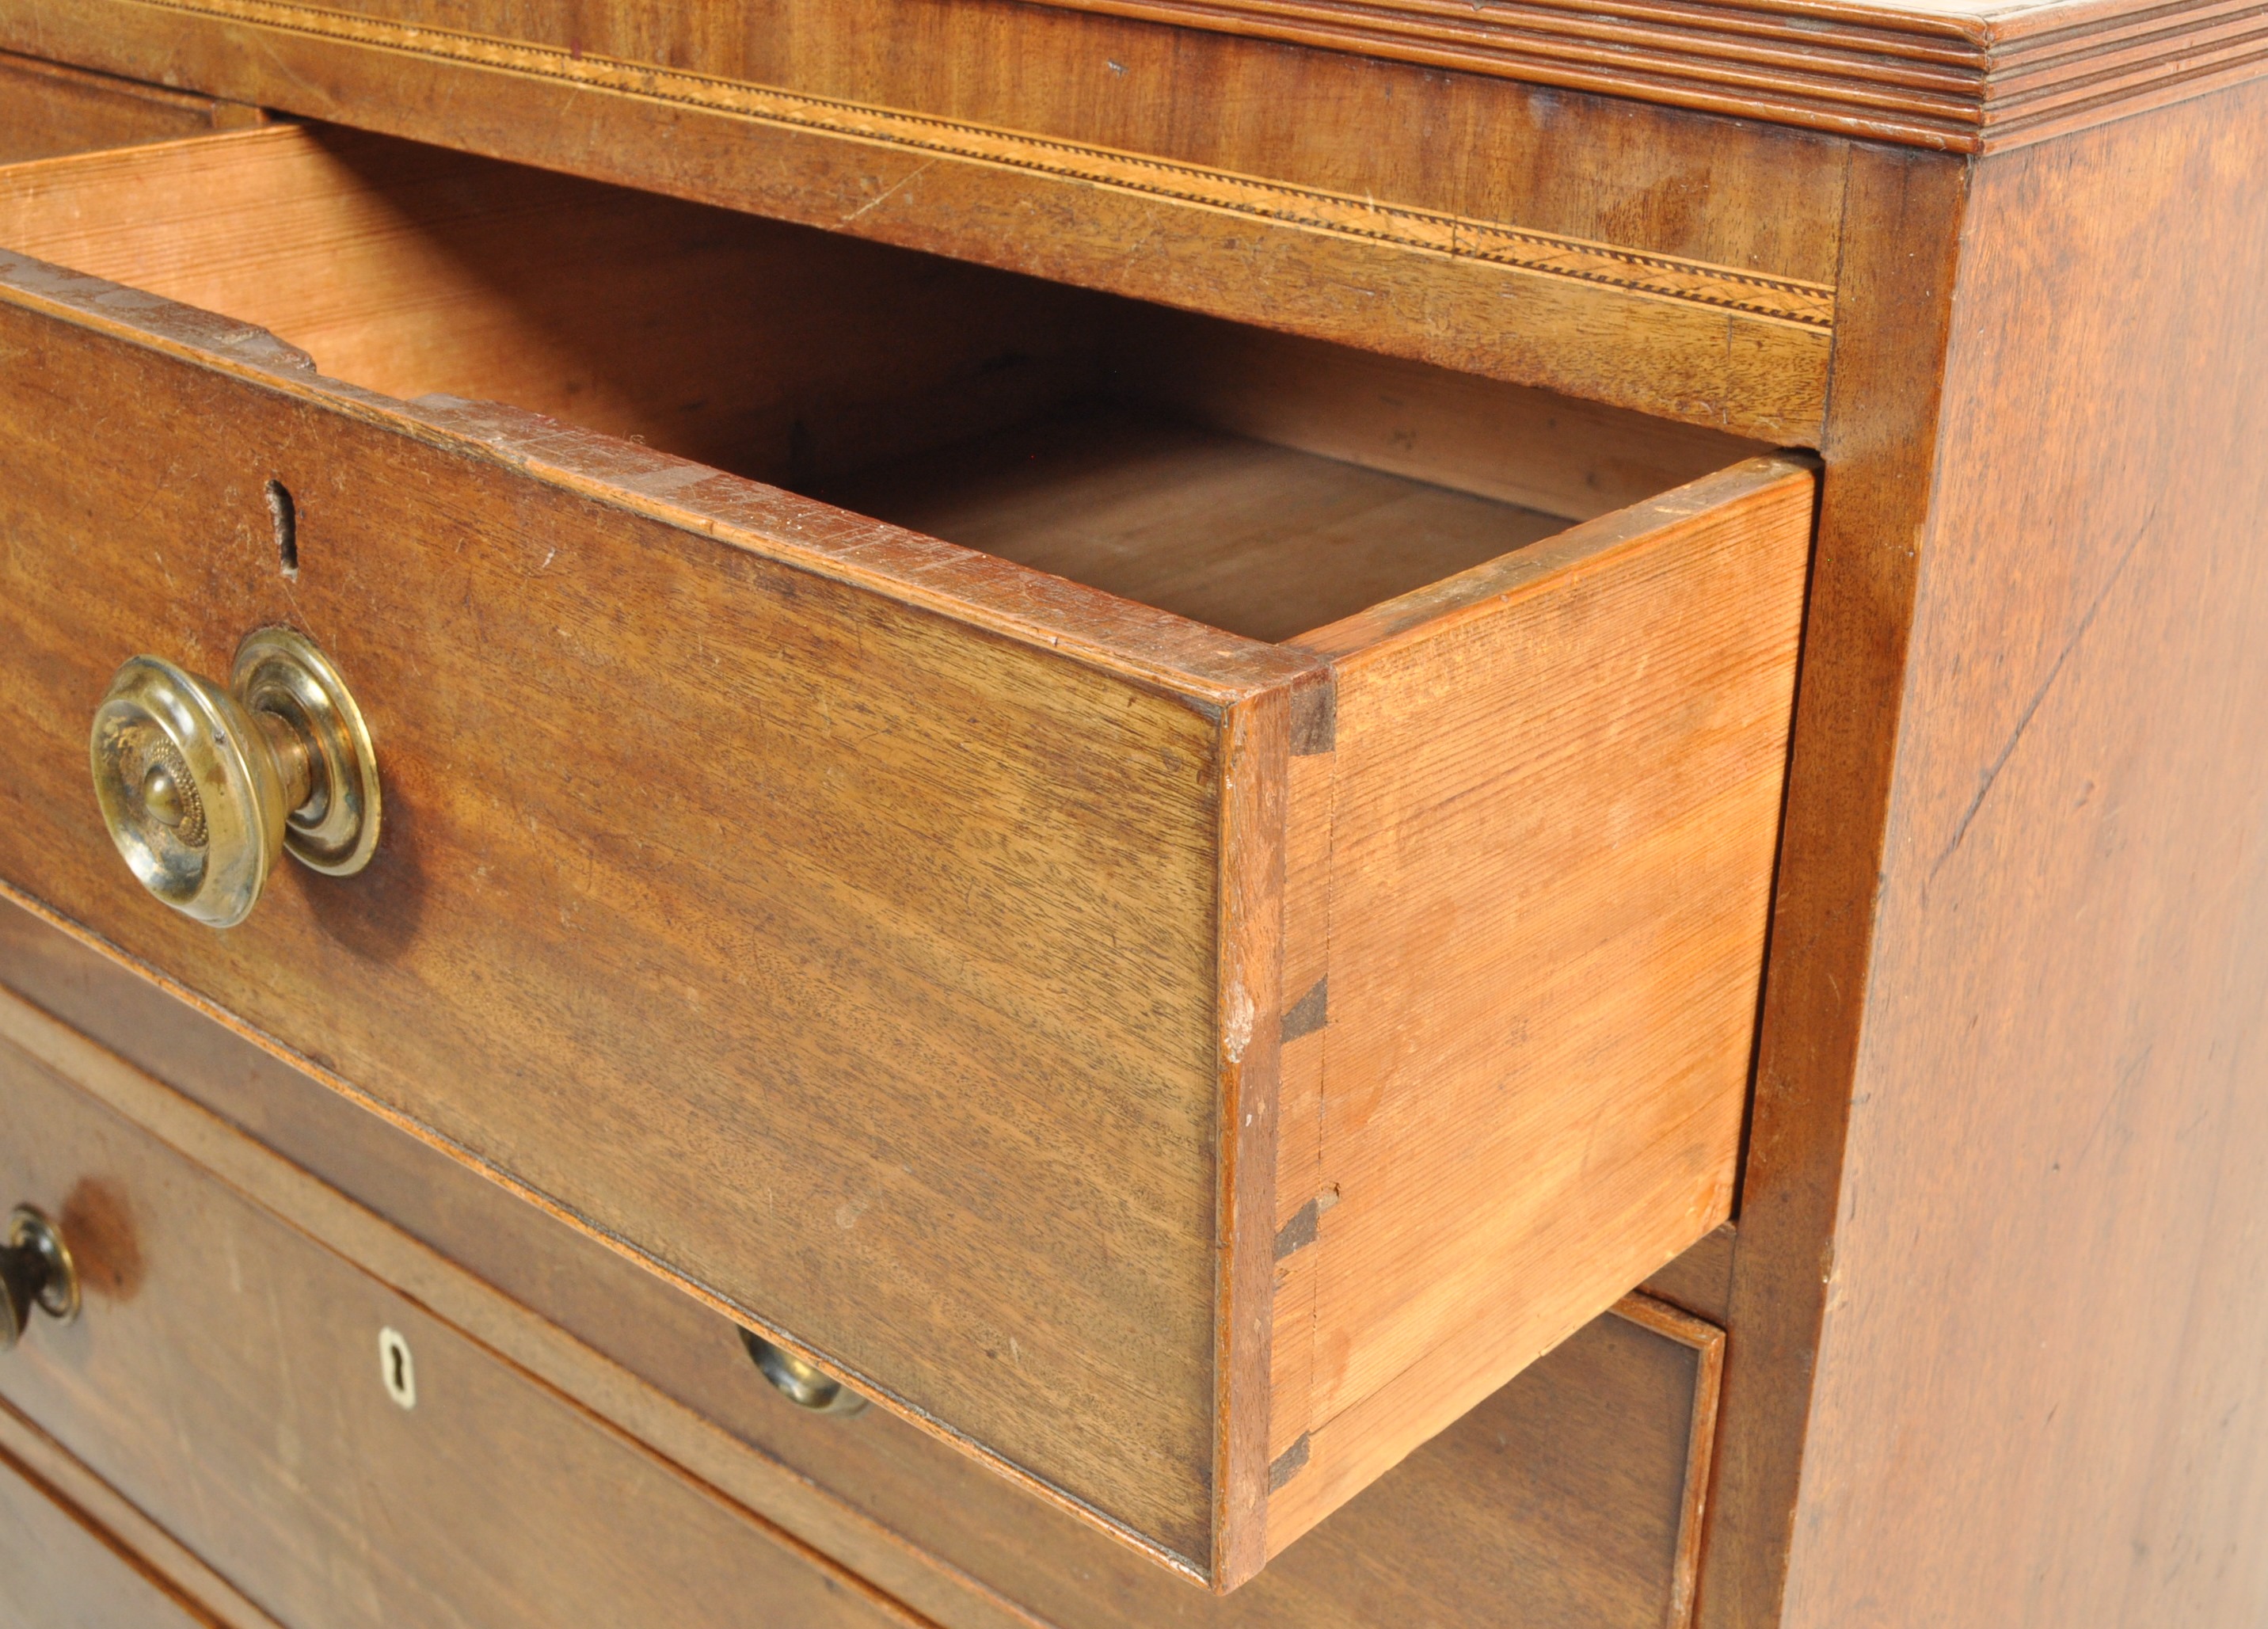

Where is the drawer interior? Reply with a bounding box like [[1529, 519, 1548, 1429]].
[[0, 120, 1764, 645]]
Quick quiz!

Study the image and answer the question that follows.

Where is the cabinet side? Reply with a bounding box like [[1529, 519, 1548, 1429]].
[[1779, 76, 2268, 1629]]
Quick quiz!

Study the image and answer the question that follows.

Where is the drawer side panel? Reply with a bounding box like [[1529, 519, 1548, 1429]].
[[1270, 459, 1814, 1551]]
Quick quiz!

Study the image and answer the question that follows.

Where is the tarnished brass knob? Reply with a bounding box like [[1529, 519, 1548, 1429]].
[[1, 1206, 78, 1352], [741, 1329, 868, 1417], [89, 628, 379, 928]]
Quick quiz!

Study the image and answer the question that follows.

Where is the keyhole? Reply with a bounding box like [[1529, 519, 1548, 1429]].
[[266, 479, 299, 578], [379, 1326, 417, 1410]]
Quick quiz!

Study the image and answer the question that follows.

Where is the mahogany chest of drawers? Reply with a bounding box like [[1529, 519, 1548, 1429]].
[[0, 5, 2263, 1626]]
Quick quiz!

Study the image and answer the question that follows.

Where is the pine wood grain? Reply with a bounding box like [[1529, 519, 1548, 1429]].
[[821, 407, 1575, 645], [1263, 456, 1814, 1555], [0, 119, 1764, 574], [0, 122, 1108, 485], [0, 1031, 928, 1629], [1111, 310, 1768, 525], [0, 921, 1733, 1629]]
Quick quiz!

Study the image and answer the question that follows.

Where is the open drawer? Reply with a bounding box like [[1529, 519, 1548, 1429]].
[[0, 120, 1812, 1588]]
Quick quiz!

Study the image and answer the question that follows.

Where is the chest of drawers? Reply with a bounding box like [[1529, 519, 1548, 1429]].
[[0, 6, 2264, 1626]]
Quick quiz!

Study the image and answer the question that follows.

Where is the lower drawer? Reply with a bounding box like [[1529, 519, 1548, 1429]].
[[0, 1006, 920, 1629], [0, 1441, 216, 1629], [0, 896, 1730, 1629]]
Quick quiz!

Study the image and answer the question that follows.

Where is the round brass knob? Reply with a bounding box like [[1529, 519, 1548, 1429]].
[[89, 628, 379, 928], [740, 1329, 868, 1417], [0, 1206, 79, 1352]]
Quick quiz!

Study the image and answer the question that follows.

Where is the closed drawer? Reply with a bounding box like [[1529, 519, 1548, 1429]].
[[0, 999, 922, 1628], [0, 117, 1813, 1585], [0, 911, 1730, 1629], [0, 1441, 218, 1629]]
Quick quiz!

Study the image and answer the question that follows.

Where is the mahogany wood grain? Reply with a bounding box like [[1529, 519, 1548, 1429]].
[[1018, 0, 2268, 152], [1692, 68, 2268, 1629], [0, 1405, 286, 1629], [0, 17, 2258, 1625], [0, 927, 1731, 1629], [0, 49, 257, 165], [1640, 1225, 1737, 1326], [0, 1027, 930, 1629], [0, 1444, 226, 1629], [1695, 143, 1973, 1629], [1774, 78, 2268, 1629], [7, 0, 2254, 186], [0, 247, 1273, 1573], [0, 0, 1846, 440], [0, 904, 1046, 1629], [1614, 1294, 1728, 1629], [0, 125, 1810, 1581], [0, 16, 2258, 1629]]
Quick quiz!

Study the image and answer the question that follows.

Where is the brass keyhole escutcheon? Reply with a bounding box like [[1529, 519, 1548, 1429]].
[[89, 627, 380, 928], [0, 1206, 79, 1353]]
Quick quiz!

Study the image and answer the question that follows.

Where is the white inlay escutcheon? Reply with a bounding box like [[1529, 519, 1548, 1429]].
[[379, 1326, 417, 1410]]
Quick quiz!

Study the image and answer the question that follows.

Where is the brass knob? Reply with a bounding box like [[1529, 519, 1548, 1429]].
[[89, 628, 379, 928], [740, 1329, 868, 1417], [0, 1206, 78, 1351]]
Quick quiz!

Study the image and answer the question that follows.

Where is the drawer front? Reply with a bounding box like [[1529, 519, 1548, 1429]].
[[0, 118, 1809, 1581], [0, 1019, 919, 1629], [0, 902, 1728, 1629], [0, 1446, 215, 1629], [0, 161, 1286, 1570]]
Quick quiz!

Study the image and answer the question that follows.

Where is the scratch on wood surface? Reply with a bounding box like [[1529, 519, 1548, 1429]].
[[1930, 513, 2149, 881], [838, 159, 933, 227]]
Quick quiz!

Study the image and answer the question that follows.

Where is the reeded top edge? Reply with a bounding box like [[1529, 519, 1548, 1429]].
[[1023, 0, 2268, 150]]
